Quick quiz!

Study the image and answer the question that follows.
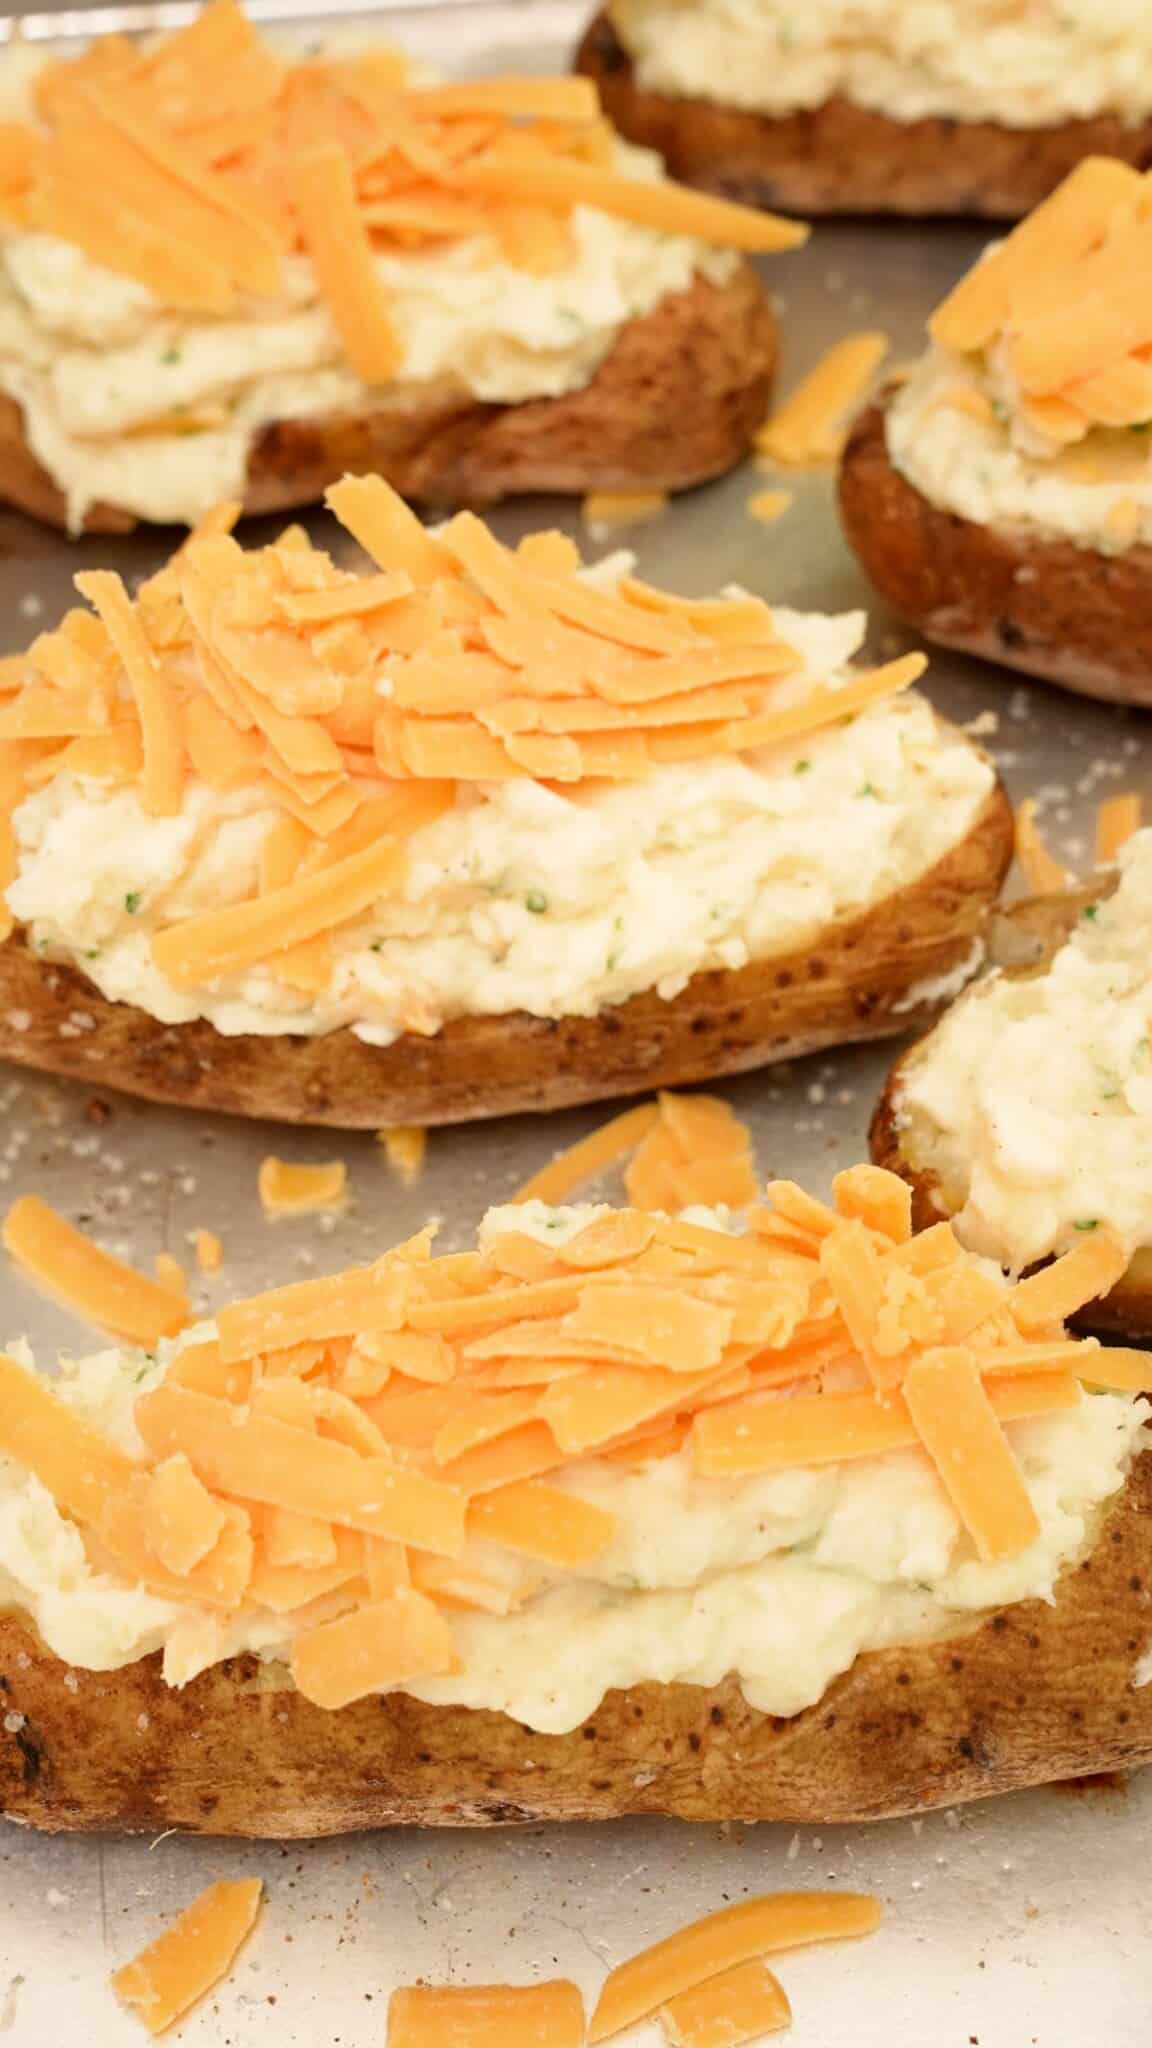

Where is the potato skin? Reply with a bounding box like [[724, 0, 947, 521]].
[[840, 400, 1152, 708], [0, 779, 1012, 1127], [1, 1446, 1150, 1835], [0, 269, 775, 534], [871, 887, 1152, 1338], [576, 13, 1152, 219]]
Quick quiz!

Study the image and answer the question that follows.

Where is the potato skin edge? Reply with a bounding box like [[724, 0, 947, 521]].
[[840, 400, 1152, 707], [0, 269, 776, 534], [576, 13, 1152, 220], [1, 1439, 1150, 1835], [0, 779, 1012, 1127]]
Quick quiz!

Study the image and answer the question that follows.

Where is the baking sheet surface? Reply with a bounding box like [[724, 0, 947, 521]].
[[0, 0, 1148, 2038]]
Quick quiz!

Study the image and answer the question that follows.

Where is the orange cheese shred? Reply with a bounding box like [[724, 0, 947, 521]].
[[903, 1347, 1041, 1561], [290, 1587, 458, 1709], [2, 1194, 190, 1344], [378, 1125, 427, 1183], [512, 1103, 661, 1204], [258, 1155, 348, 1218], [293, 143, 400, 382], [587, 1891, 881, 2042], [387, 1980, 585, 2048], [754, 333, 889, 465], [110, 1878, 263, 2036], [1095, 791, 1142, 866], [1015, 797, 1068, 894], [659, 1957, 792, 2046]]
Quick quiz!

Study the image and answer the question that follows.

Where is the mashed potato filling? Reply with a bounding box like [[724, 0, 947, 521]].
[[0, 169, 733, 530], [5, 609, 993, 1044], [610, 0, 1152, 128], [897, 831, 1152, 1273], [887, 342, 1152, 555], [0, 1207, 1143, 1734]]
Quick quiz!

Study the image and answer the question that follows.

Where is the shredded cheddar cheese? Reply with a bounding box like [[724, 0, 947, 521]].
[[745, 488, 793, 524], [931, 157, 1152, 442], [387, 1981, 585, 2047], [660, 1957, 792, 2046], [193, 1227, 224, 1273], [2, 1194, 191, 1344], [1015, 798, 1069, 895], [0, 0, 803, 342], [0, 476, 925, 994], [378, 1126, 428, 1184], [582, 489, 669, 533], [1096, 791, 1142, 866], [0, 1161, 1143, 1713], [755, 332, 890, 466], [258, 1156, 348, 1218], [111, 1878, 263, 2036], [588, 1892, 882, 2042]]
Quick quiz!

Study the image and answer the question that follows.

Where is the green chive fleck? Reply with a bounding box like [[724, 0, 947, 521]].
[[793, 758, 811, 775], [857, 782, 877, 798], [525, 889, 549, 914], [124, 892, 141, 914], [161, 346, 181, 365], [1081, 903, 1099, 922], [1073, 1219, 1099, 1232]]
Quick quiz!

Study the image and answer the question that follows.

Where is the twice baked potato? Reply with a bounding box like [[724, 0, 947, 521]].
[[840, 159, 1152, 706], [576, 10, 1152, 220], [0, 477, 1012, 1127], [1, 1165, 1148, 1835], [0, 3, 798, 533], [871, 854, 1152, 1340]]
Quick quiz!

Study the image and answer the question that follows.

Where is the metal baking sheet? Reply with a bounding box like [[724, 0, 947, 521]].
[[0, 1, 1149, 2038]]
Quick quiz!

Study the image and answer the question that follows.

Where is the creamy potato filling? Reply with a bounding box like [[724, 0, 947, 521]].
[[6, 609, 993, 1044], [0, 179, 733, 530], [609, 0, 1152, 128], [887, 343, 1152, 556], [0, 1193, 1143, 1734], [897, 830, 1152, 1273]]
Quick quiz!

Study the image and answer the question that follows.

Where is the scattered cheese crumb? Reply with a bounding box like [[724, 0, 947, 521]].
[[746, 489, 792, 525], [153, 1252, 187, 1296], [192, 1228, 224, 1274], [110, 1878, 263, 2036], [257, 1157, 348, 1219], [377, 1126, 427, 1184], [582, 489, 668, 535], [755, 332, 889, 466]]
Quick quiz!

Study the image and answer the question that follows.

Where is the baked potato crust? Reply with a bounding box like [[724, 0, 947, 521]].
[[576, 14, 1152, 219], [870, 888, 1152, 1338], [0, 268, 776, 535], [0, 779, 1013, 1127], [1, 1446, 1149, 1834], [839, 400, 1152, 708]]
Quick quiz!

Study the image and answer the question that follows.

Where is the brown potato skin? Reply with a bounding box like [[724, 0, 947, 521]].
[[840, 399, 1152, 708], [2, 1447, 1150, 1834], [576, 13, 1152, 219], [0, 269, 776, 535], [0, 779, 1012, 1127], [871, 887, 1152, 1338]]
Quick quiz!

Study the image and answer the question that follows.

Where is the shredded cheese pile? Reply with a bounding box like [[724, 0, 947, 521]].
[[0, 0, 801, 374], [932, 157, 1152, 445], [0, 474, 924, 985], [2, 1148, 1148, 1715]]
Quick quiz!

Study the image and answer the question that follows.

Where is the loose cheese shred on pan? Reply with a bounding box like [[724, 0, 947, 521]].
[[588, 1892, 882, 2042], [928, 159, 1152, 440], [0, 1153, 1125, 1708], [746, 488, 793, 525], [0, 474, 931, 997], [754, 332, 890, 466], [378, 1125, 428, 1184], [512, 1101, 662, 1204], [387, 1980, 585, 2047], [659, 1957, 792, 2046], [258, 1156, 348, 1218], [110, 1877, 263, 2037], [2, 1194, 190, 1344], [1096, 791, 1142, 866], [193, 1227, 224, 1273], [1014, 797, 1069, 895], [582, 490, 669, 533], [0, 0, 803, 337]]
